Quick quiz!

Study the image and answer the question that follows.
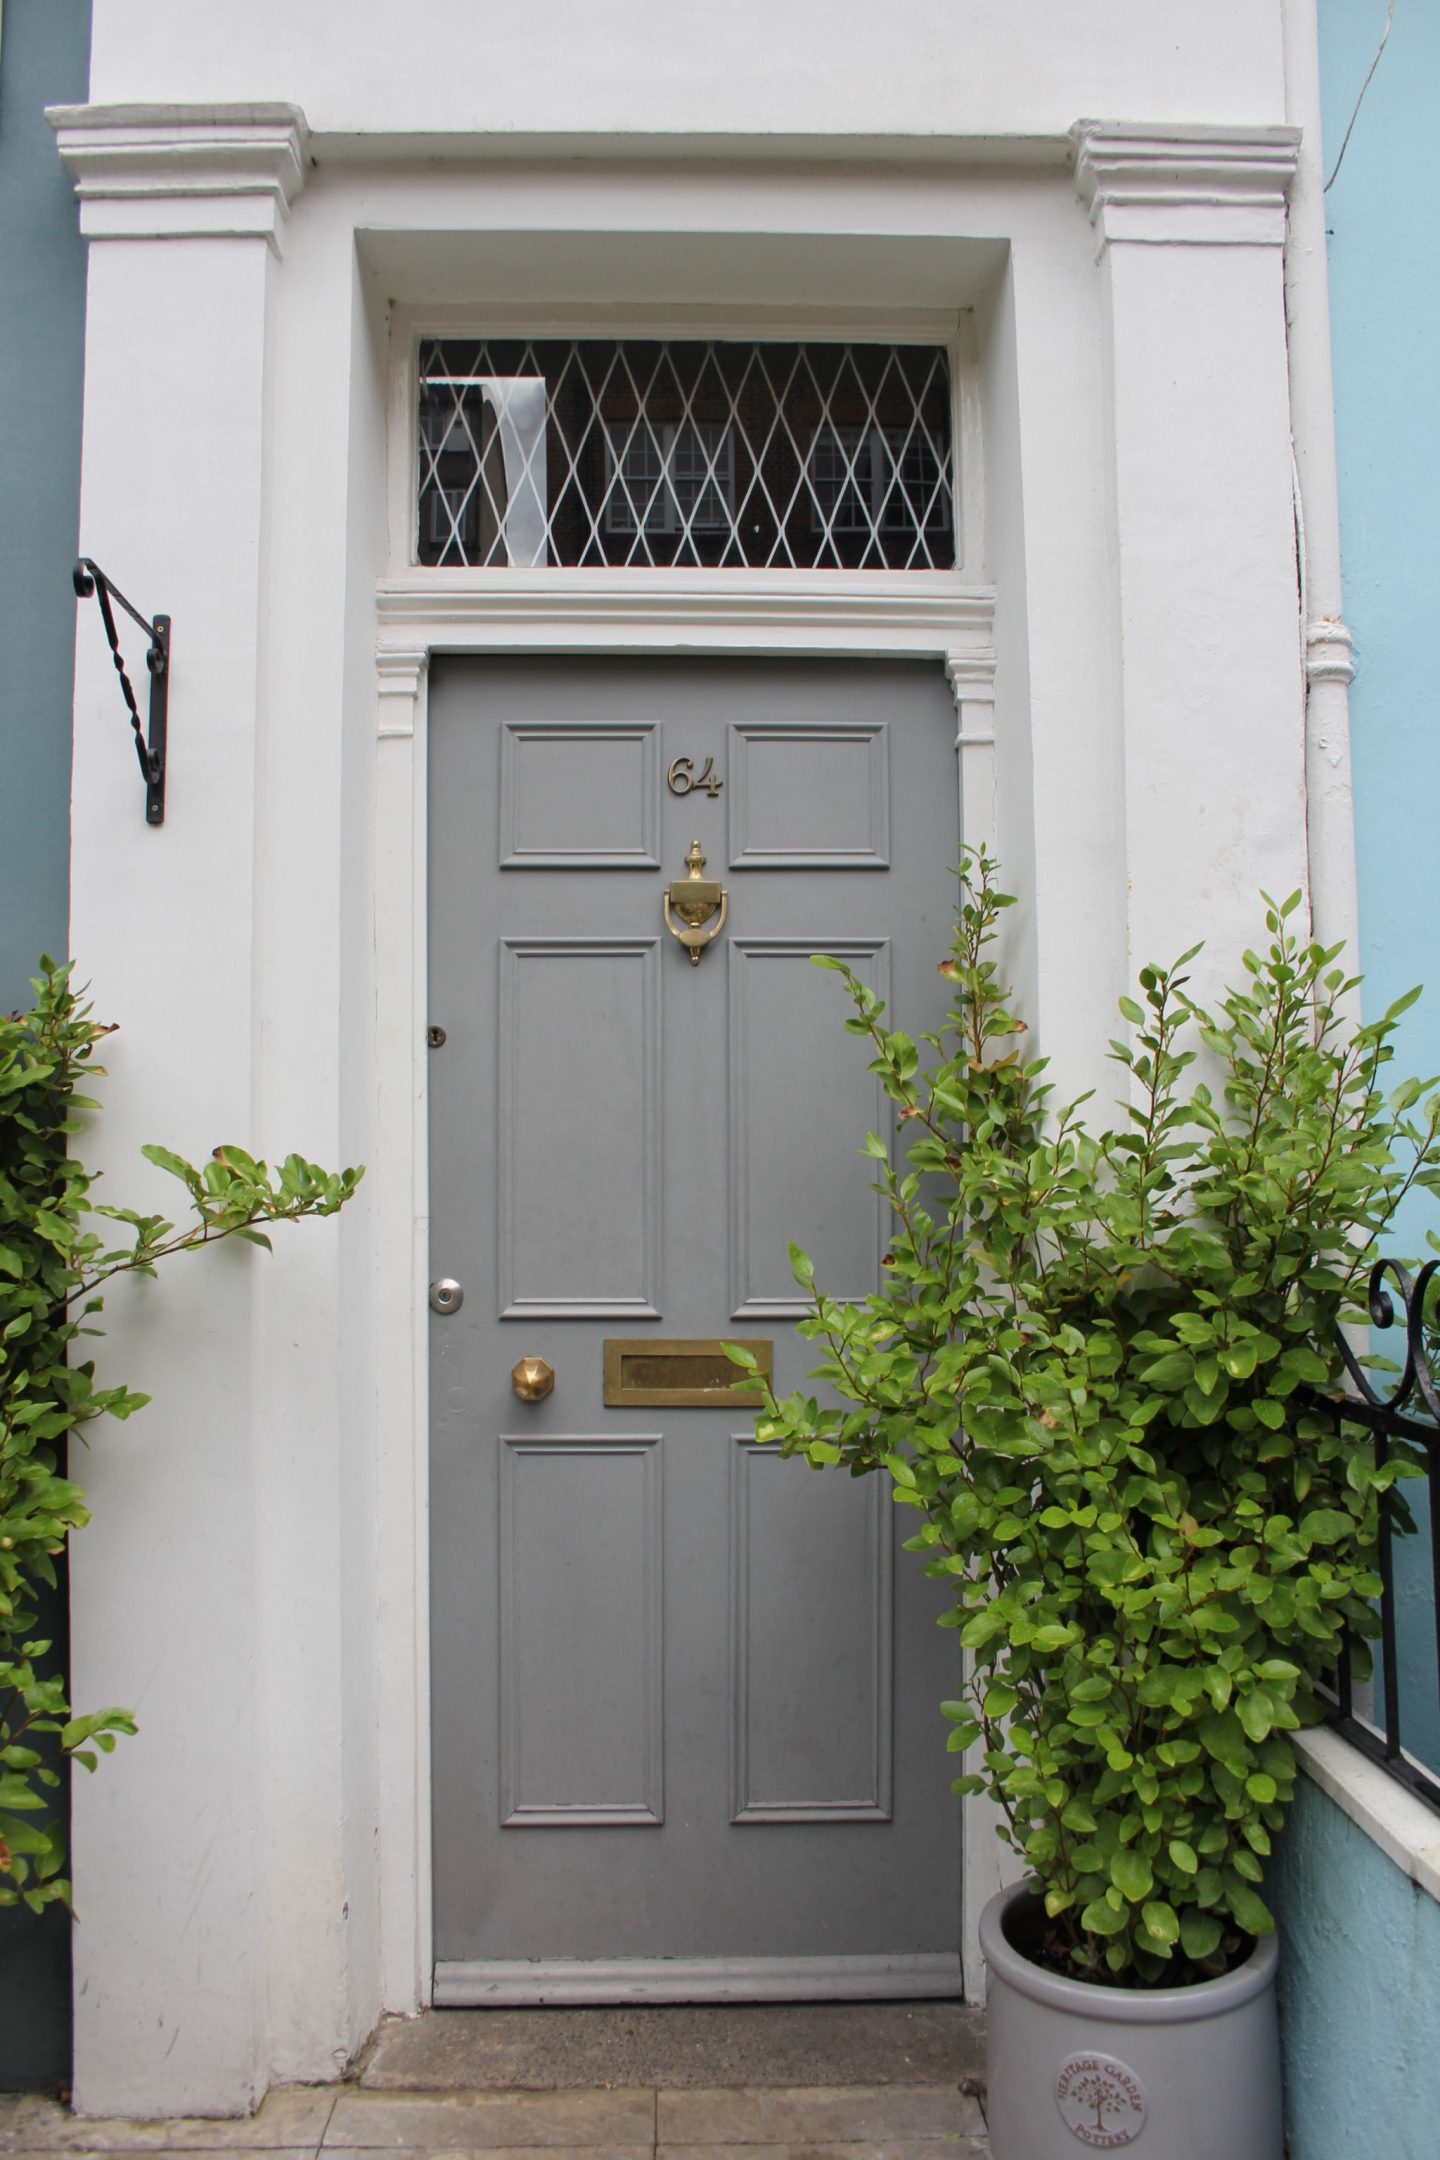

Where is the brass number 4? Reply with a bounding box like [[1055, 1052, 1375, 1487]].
[[667, 755, 723, 799]]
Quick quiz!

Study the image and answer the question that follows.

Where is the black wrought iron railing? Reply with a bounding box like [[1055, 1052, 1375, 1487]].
[[1316, 1258, 1440, 1812]]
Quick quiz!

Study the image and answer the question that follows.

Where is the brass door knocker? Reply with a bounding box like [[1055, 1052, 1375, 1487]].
[[663, 840, 728, 966]]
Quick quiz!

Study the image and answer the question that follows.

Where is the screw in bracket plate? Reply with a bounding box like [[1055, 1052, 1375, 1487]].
[[427, 1024, 447, 1048]]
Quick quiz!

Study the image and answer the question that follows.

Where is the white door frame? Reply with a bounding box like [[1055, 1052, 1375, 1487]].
[[371, 566, 998, 2010]]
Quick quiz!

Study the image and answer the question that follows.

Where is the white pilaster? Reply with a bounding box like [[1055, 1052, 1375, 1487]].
[[1073, 121, 1307, 1003], [370, 644, 433, 2019], [51, 106, 308, 2118]]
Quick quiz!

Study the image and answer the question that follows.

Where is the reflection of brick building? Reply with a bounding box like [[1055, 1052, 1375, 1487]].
[[418, 341, 955, 568]]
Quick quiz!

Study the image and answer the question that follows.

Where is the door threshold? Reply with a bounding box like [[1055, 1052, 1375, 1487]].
[[433, 1953, 964, 2006]]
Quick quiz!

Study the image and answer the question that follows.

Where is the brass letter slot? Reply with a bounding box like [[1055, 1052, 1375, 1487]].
[[604, 1338, 772, 1408]]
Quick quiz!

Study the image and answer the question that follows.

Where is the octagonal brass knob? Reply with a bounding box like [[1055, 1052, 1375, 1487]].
[[511, 1355, 555, 1403]]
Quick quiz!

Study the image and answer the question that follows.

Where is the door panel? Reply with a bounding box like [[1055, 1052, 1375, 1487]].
[[727, 938, 890, 1316], [499, 1435, 663, 1825], [728, 721, 890, 867], [498, 938, 661, 1315], [730, 1441, 892, 1822], [499, 720, 661, 867], [429, 655, 963, 2002]]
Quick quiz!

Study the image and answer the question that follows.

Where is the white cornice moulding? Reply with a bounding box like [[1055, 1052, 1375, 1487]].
[[376, 574, 994, 648], [374, 579, 995, 734], [46, 103, 310, 250], [1071, 122, 1301, 252]]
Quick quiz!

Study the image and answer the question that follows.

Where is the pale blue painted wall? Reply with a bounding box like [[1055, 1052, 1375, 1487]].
[[0, 0, 89, 1011], [1271, 1778, 1440, 2160], [1320, 0, 1440, 1773], [1270, 7, 1440, 2156]]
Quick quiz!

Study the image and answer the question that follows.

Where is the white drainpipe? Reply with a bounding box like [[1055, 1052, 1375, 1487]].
[[1282, 0, 1360, 969]]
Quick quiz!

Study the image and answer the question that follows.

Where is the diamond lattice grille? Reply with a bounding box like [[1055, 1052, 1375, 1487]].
[[417, 340, 956, 569]]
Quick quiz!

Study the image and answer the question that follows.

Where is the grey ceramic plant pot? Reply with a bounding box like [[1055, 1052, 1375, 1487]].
[[980, 1880, 1282, 2159]]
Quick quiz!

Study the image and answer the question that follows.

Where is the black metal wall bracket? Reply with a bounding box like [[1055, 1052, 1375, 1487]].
[[72, 559, 170, 825]]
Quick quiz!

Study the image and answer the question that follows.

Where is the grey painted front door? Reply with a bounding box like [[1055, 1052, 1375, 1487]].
[[428, 655, 963, 2003]]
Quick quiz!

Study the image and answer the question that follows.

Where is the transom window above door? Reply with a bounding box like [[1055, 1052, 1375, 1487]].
[[416, 340, 956, 570]]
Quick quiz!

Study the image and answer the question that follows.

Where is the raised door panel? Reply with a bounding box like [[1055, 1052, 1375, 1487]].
[[500, 721, 661, 867], [727, 938, 891, 1317], [730, 1439, 893, 1821], [499, 1435, 663, 1825], [728, 720, 890, 868], [498, 937, 661, 1316]]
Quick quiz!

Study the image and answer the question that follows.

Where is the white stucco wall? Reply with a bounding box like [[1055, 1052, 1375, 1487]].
[[47, 0, 1343, 2119], [86, 0, 1288, 141]]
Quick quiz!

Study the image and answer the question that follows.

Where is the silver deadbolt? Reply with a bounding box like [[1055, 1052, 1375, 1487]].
[[429, 1277, 464, 1315]]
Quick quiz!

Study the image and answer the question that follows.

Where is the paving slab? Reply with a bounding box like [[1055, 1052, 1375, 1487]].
[[359, 2007, 983, 2095], [0, 2150, 321, 2160], [323, 2090, 655, 2150], [0, 2085, 990, 2160], [0, 2090, 334, 2153], [329, 2151, 651, 2160], [656, 2087, 983, 2145], [655, 2145, 990, 2160], [323, 2152, 651, 2160]]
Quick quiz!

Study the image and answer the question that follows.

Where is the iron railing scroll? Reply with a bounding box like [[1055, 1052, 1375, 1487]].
[[1319, 1258, 1440, 1811]]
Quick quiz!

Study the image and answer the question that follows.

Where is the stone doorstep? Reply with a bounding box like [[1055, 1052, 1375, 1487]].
[[357, 2003, 986, 2094]]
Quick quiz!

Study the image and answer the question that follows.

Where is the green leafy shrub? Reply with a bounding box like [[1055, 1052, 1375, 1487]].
[[743, 854, 1438, 1984], [0, 960, 363, 1914]]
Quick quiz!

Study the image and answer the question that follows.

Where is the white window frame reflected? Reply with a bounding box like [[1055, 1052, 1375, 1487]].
[[602, 419, 736, 539]]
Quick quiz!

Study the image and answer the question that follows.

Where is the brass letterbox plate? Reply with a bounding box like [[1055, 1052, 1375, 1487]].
[[603, 1338, 773, 1409]]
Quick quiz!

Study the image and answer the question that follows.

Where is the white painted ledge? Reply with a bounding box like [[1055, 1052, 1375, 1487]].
[[1294, 1727, 1440, 1906]]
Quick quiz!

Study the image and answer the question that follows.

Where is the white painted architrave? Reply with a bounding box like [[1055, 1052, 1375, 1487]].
[[50, 79, 1341, 2109], [371, 573, 997, 2009]]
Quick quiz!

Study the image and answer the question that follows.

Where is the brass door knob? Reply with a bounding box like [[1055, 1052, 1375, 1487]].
[[511, 1356, 555, 1402]]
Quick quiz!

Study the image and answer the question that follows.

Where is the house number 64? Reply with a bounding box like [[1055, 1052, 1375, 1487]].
[[667, 755, 723, 798]]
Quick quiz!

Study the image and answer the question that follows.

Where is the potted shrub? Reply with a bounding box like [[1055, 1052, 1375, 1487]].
[[738, 854, 1438, 2160]]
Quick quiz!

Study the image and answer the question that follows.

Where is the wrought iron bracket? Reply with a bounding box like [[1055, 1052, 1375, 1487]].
[[72, 558, 170, 825]]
